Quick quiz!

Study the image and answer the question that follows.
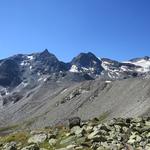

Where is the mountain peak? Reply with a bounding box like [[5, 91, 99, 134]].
[[77, 52, 96, 57], [40, 49, 51, 57], [38, 49, 59, 62], [70, 52, 104, 75], [143, 56, 150, 60], [87, 52, 96, 56], [43, 49, 49, 53]]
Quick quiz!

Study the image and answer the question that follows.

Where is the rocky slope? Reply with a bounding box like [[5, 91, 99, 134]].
[[0, 50, 150, 131]]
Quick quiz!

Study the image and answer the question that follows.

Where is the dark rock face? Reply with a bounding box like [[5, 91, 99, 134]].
[[0, 59, 21, 87], [3, 92, 23, 105], [62, 72, 94, 82], [32, 49, 68, 74], [69, 117, 81, 128], [101, 58, 121, 68]]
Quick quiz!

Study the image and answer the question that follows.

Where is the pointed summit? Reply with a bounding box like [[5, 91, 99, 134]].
[[71, 52, 101, 67], [70, 52, 104, 75], [43, 49, 49, 53], [38, 49, 59, 62], [40, 49, 51, 57]]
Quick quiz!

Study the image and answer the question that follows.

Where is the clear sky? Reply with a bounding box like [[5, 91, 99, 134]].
[[0, 0, 150, 62]]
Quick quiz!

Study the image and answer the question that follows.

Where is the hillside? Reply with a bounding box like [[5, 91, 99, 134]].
[[0, 50, 149, 130]]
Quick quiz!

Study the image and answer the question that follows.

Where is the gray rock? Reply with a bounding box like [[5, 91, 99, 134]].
[[70, 126, 84, 137], [28, 134, 47, 144], [49, 138, 57, 146]]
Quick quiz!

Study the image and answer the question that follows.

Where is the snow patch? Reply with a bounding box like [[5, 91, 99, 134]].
[[43, 78, 48, 82], [82, 67, 89, 71], [69, 65, 79, 73], [20, 61, 30, 66], [126, 59, 150, 72], [21, 82, 28, 87], [93, 61, 97, 64], [38, 78, 43, 81], [105, 80, 112, 83], [60, 89, 68, 94], [27, 55, 34, 60], [38, 76, 48, 82], [121, 66, 128, 71], [101, 61, 109, 70], [89, 67, 95, 71]]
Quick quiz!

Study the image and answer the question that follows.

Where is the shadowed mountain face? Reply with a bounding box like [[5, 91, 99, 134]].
[[0, 59, 21, 87], [0, 50, 149, 129], [34, 49, 68, 73]]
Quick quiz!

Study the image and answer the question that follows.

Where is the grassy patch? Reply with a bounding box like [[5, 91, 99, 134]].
[[39, 140, 53, 149], [0, 131, 29, 146]]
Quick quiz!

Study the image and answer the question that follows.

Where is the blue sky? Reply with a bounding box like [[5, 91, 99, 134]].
[[0, 0, 150, 62]]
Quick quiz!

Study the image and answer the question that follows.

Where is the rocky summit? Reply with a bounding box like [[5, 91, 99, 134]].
[[0, 116, 150, 150]]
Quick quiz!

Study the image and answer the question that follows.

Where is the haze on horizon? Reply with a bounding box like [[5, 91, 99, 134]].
[[0, 0, 150, 62]]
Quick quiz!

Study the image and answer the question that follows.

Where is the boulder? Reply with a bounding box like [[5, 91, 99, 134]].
[[28, 134, 47, 144], [69, 117, 81, 129], [66, 144, 76, 149], [49, 138, 57, 146], [145, 144, 150, 150], [70, 126, 84, 137]]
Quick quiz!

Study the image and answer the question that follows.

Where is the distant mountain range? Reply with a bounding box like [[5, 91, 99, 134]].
[[0, 49, 150, 88], [0, 49, 150, 129]]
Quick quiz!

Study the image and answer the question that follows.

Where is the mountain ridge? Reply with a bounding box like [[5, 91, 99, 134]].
[[0, 49, 150, 130], [1, 49, 150, 87]]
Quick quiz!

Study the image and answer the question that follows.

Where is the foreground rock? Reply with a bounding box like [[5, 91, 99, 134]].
[[28, 134, 47, 144], [0, 117, 150, 150]]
